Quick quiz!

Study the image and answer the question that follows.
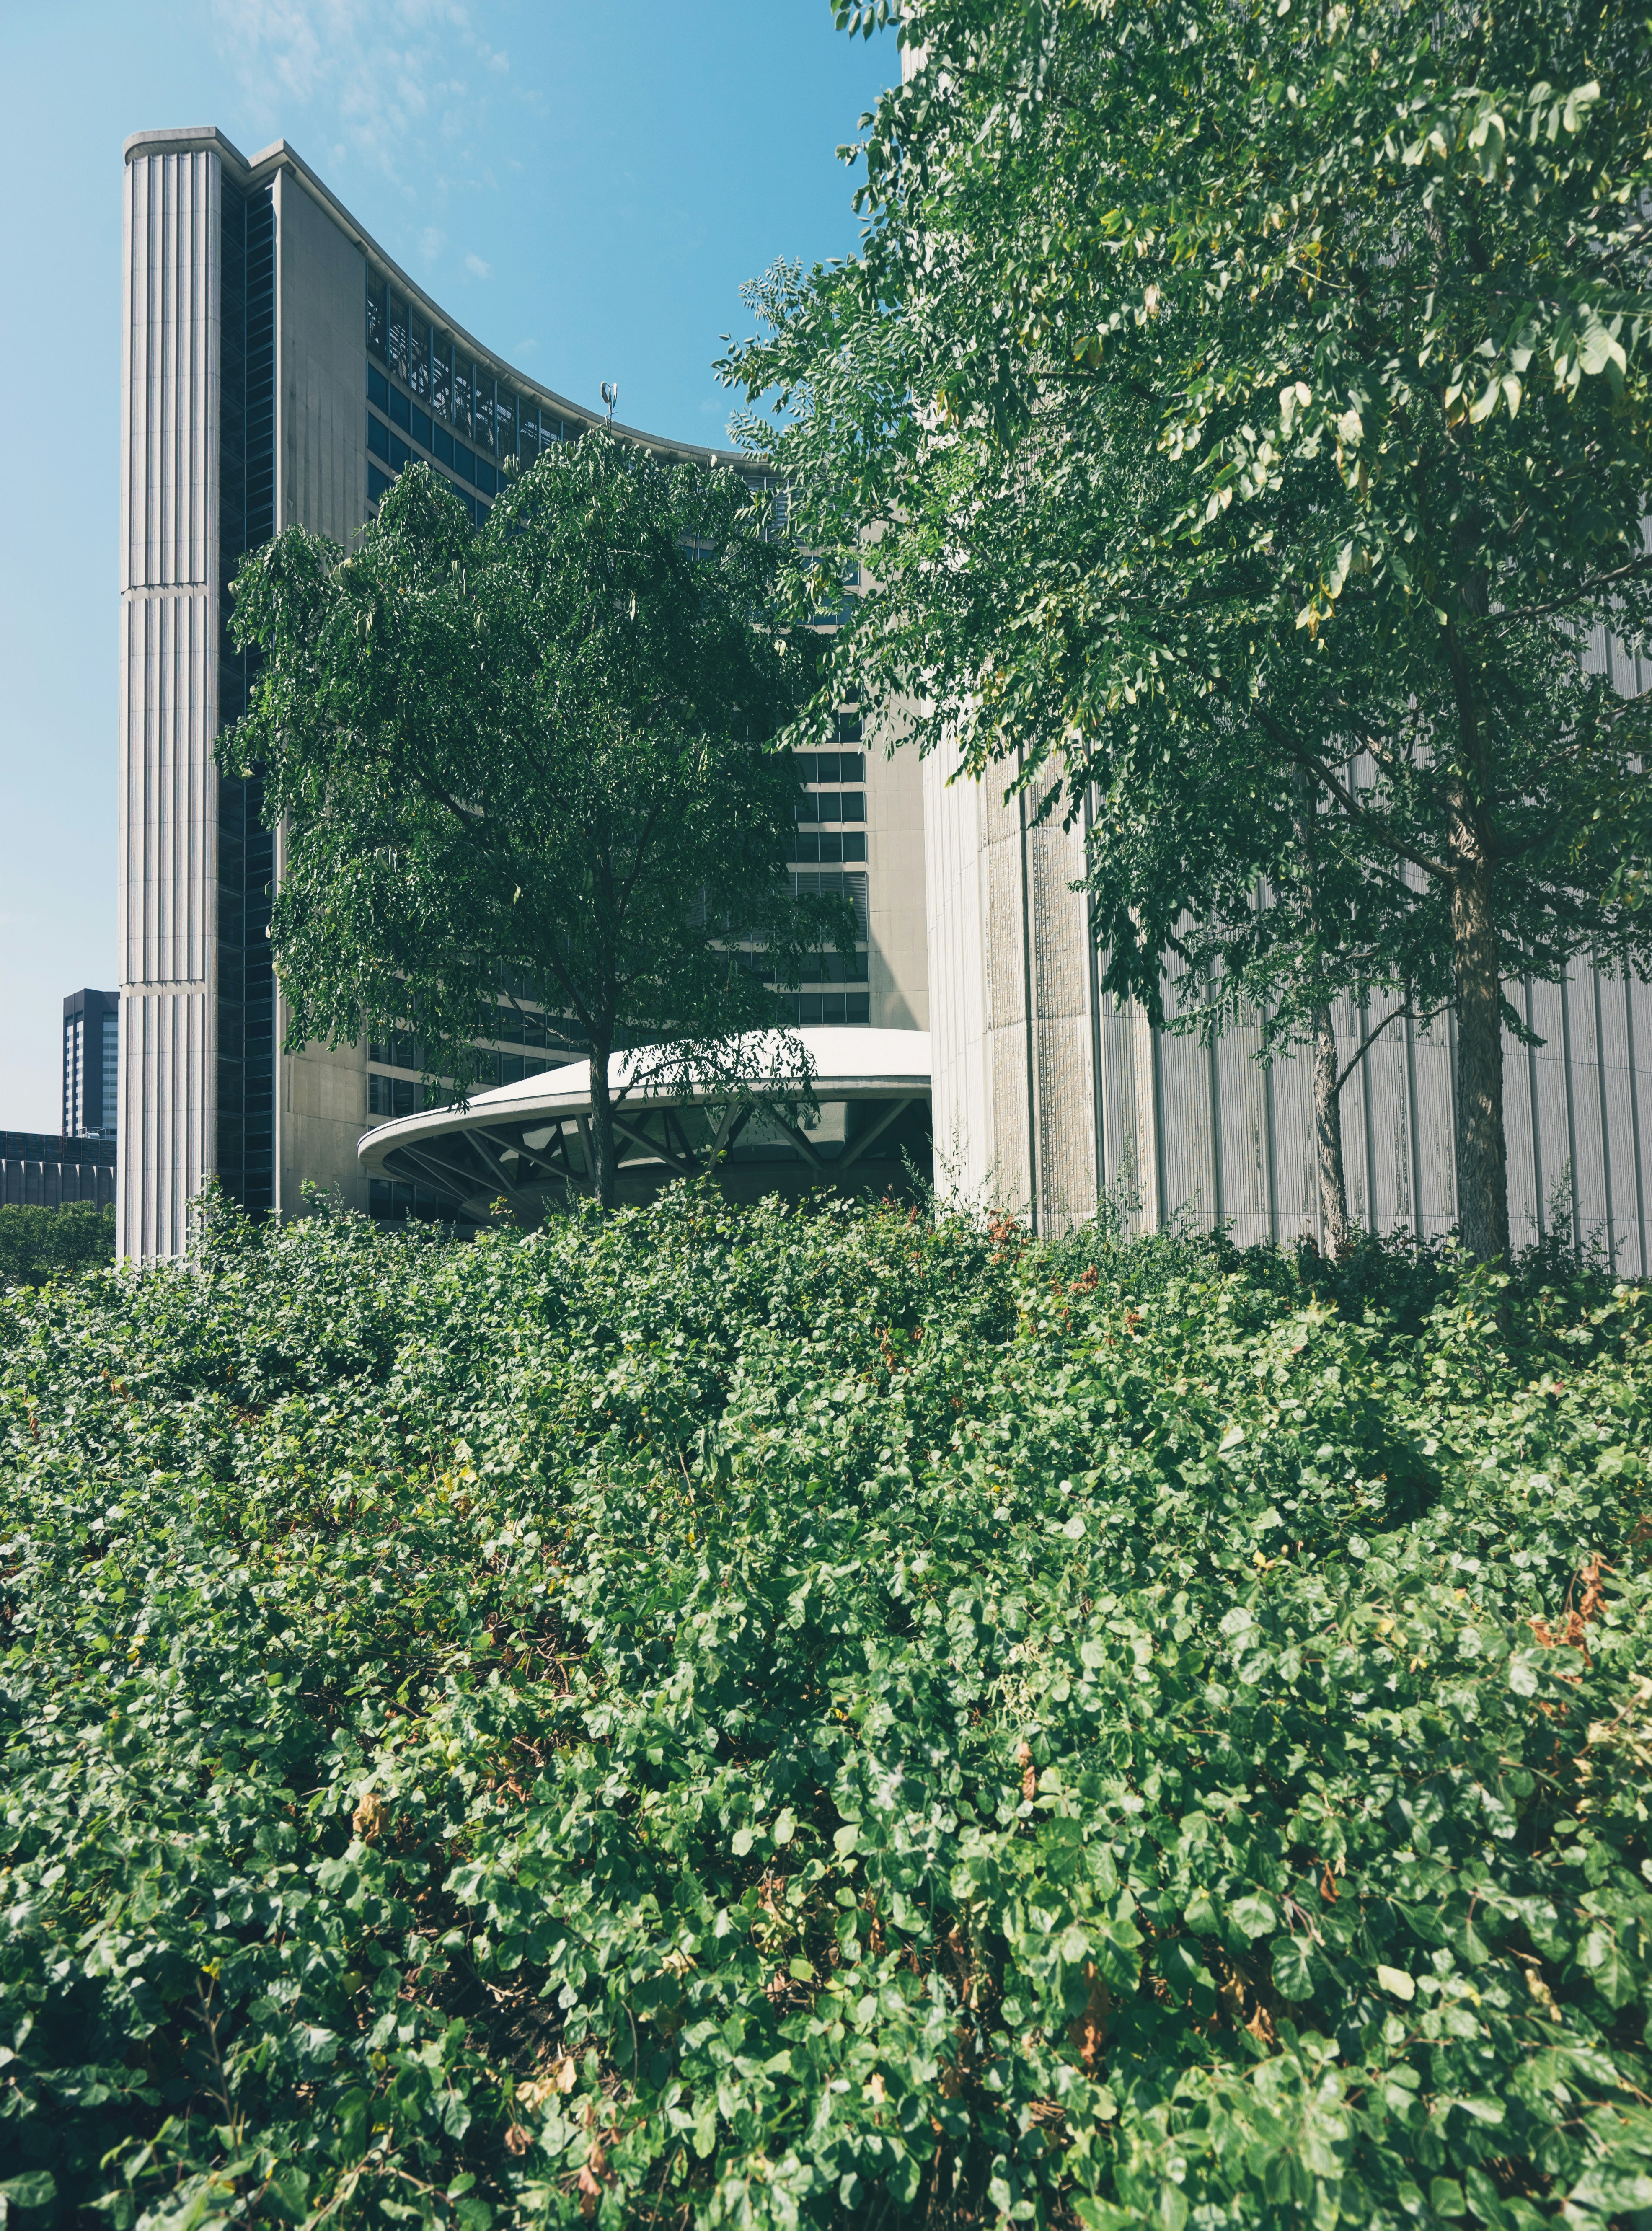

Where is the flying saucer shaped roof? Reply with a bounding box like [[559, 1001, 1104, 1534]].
[[357, 1026, 932, 1216]]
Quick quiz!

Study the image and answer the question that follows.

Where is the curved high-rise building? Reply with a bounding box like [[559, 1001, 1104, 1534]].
[[117, 127, 929, 1257], [120, 126, 1652, 1271]]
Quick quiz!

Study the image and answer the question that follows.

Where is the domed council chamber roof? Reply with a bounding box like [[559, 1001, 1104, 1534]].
[[356, 1027, 932, 1217]]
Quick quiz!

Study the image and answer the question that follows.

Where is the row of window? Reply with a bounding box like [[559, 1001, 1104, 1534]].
[[369, 275, 582, 461], [797, 789, 864, 826], [779, 991, 871, 1027], [797, 750, 863, 784], [370, 366, 554, 494], [792, 829, 867, 864]]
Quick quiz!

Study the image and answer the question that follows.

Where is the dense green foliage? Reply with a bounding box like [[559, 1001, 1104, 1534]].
[[724, 0, 1652, 1258], [3, 1193, 1651, 2228], [0, 1202, 114, 1290]]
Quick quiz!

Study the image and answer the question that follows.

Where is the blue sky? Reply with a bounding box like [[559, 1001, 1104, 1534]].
[[0, 0, 895, 1135]]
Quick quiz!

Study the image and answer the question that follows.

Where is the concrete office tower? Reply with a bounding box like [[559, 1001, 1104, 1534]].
[[63, 990, 120, 1140], [118, 128, 928, 1258]]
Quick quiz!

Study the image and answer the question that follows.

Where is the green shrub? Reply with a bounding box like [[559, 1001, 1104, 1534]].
[[1, 1189, 1648, 2228], [0, 1200, 114, 1290]]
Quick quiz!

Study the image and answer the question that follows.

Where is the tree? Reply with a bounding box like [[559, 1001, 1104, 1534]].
[[724, 0, 1652, 1257], [225, 434, 851, 1207]]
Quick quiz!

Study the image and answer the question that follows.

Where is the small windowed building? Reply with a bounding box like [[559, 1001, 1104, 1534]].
[[63, 989, 119, 1140]]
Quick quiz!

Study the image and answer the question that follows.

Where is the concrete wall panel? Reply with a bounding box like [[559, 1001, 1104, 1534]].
[[119, 149, 220, 1260]]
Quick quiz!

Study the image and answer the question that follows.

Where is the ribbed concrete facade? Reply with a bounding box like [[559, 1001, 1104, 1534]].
[[118, 144, 222, 1259], [923, 626, 1652, 1271]]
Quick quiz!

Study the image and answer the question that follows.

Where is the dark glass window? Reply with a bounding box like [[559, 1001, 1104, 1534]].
[[453, 356, 473, 437], [369, 461, 390, 503], [368, 362, 389, 412], [476, 496, 490, 524], [835, 710, 863, 745], [520, 412, 539, 469], [412, 404, 432, 450], [843, 831, 866, 861], [432, 333, 451, 421], [387, 292, 408, 383], [390, 432, 411, 471], [847, 993, 870, 1025], [495, 389, 517, 458], [434, 425, 454, 467], [455, 442, 476, 485], [841, 791, 865, 822], [838, 750, 864, 782], [367, 274, 386, 361], [477, 458, 497, 497], [473, 372, 495, 452], [408, 312, 430, 400], [390, 385, 410, 432], [367, 411, 389, 461]]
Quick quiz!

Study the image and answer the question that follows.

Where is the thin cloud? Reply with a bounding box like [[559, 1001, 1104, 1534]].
[[464, 251, 491, 280], [211, 0, 507, 189]]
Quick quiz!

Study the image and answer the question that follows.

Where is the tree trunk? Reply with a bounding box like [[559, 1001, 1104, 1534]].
[[1440, 614, 1510, 1263], [1293, 768, 1352, 1255], [1310, 1001, 1353, 1258], [587, 1035, 619, 1209], [1450, 852, 1510, 1260]]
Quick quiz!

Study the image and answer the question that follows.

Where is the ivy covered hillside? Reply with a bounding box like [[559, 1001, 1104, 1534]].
[[3, 1191, 1651, 2230]]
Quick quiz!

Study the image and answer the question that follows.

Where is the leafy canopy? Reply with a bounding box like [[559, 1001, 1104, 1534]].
[[724, 0, 1652, 1256], [4, 1191, 1652, 2227], [226, 435, 852, 1201]]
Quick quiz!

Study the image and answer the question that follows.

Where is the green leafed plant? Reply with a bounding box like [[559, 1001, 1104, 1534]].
[[2, 1187, 1650, 2225]]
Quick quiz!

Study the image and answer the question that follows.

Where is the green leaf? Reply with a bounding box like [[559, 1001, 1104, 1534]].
[[1272, 1934, 1317, 1999]]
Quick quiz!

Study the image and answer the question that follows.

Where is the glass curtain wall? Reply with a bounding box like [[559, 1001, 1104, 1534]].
[[216, 181, 278, 1214]]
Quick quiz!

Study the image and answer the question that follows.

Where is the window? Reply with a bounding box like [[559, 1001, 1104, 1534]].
[[367, 411, 389, 461], [520, 412, 539, 469], [791, 868, 868, 936], [453, 356, 473, 438], [477, 458, 497, 497], [366, 1075, 415, 1124], [474, 372, 495, 452], [368, 462, 390, 503], [390, 385, 410, 432], [835, 708, 863, 745], [432, 333, 452, 422], [387, 292, 408, 383], [390, 432, 412, 471], [495, 389, 517, 458], [455, 442, 476, 485], [434, 425, 454, 467], [408, 313, 430, 401], [367, 274, 386, 361], [368, 362, 389, 412], [412, 404, 433, 450]]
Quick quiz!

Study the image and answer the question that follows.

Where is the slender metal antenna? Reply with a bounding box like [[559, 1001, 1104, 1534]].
[[600, 381, 618, 426]]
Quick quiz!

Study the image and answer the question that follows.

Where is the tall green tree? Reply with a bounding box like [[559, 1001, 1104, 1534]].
[[225, 435, 849, 1207], [725, 0, 1652, 1257]]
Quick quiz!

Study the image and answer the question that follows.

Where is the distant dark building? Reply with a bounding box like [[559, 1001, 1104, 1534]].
[[63, 989, 119, 1140], [1, 1131, 116, 1210]]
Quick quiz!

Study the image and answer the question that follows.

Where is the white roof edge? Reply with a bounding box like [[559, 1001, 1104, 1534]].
[[121, 127, 748, 467], [357, 1027, 932, 1171]]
